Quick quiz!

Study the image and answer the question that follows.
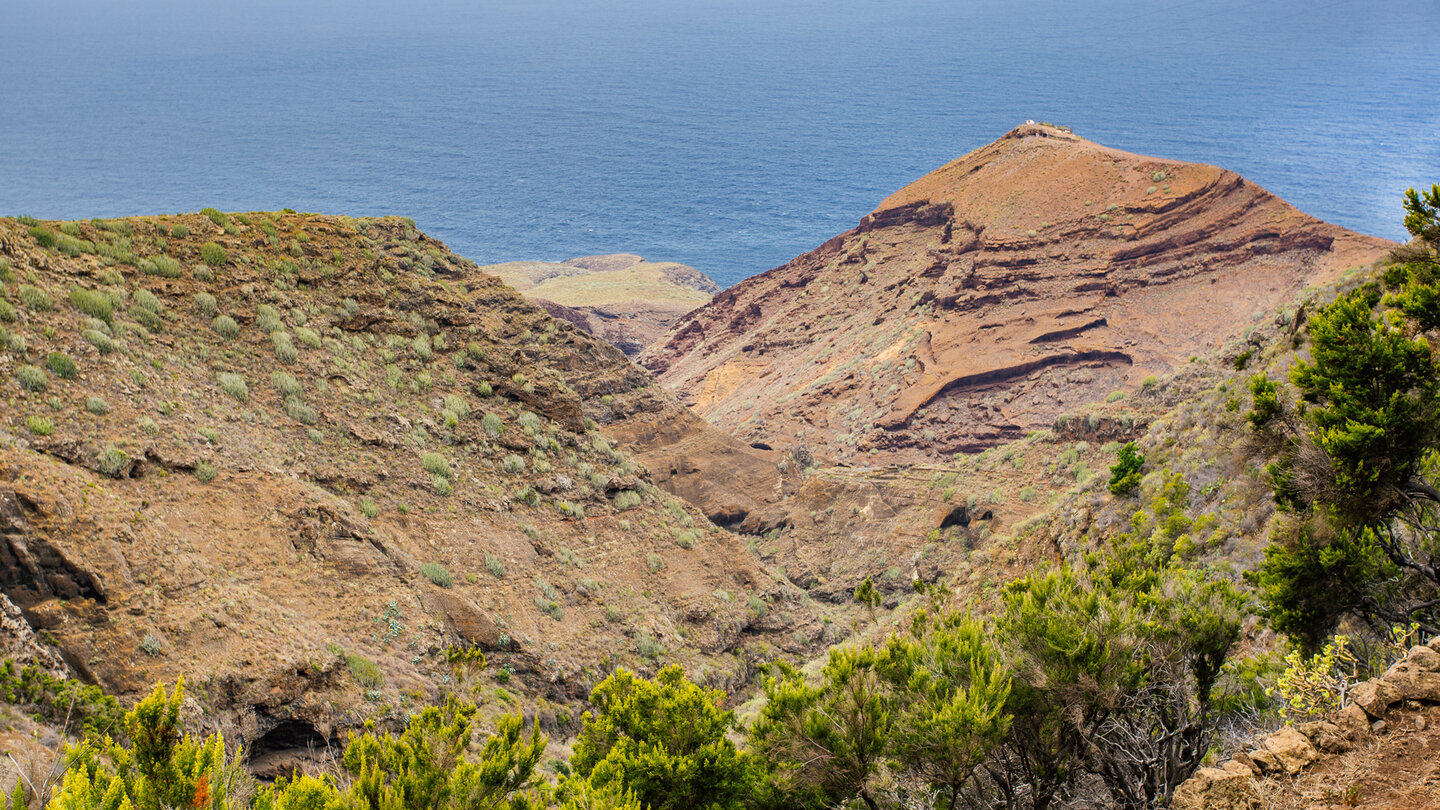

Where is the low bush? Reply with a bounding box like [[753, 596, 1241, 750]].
[[218, 372, 248, 401], [255, 304, 283, 333], [85, 396, 109, 414], [421, 562, 454, 588], [613, 490, 642, 510], [358, 497, 379, 518], [18, 284, 52, 311], [97, 444, 128, 477], [69, 287, 113, 321], [200, 241, 228, 265], [482, 412, 504, 437], [422, 451, 451, 479], [133, 288, 162, 313], [25, 415, 53, 436], [170, 224, 189, 238], [212, 314, 239, 339], [502, 454, 526, 474], [346, 654, 383, 687], [485, 552, 506, 578], [284, 396, 318, 424], [83, 329, 115, 354], [193, 461, 217, 483], [16, 365, 47, 392], [46, 351, 77, 379], [194, 291, 218, 315]]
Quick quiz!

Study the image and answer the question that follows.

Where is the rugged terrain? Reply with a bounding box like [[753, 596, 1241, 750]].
[[642, 124, 1392, 465], [0, 213, 810, 771], [480, 254, 717, 356]]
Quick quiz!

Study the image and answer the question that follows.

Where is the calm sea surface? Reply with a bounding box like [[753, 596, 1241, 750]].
[[2, 0, 1437, 287]]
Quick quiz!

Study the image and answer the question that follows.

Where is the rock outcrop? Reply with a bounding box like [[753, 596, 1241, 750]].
[[1174, 636, 1440, 809], [642, 124, 1393, 465]]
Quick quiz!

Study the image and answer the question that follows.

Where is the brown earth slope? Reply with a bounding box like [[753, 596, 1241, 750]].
[[641, 124, 1392, 464], [480, 254, 718, 356], [0, 213, 805, 769]]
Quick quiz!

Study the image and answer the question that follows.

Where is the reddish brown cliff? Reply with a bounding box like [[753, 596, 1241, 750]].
[[641, 124, 1392, 463]]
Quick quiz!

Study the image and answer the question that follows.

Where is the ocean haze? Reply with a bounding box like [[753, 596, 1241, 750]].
[[2, 0, 1436, 288]]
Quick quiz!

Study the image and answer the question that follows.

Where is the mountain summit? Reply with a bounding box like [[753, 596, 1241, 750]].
[[641, 124, 1392, 463]]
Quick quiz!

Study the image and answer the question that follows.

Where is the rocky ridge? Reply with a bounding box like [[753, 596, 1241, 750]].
[[642, 124, 1392, 465]]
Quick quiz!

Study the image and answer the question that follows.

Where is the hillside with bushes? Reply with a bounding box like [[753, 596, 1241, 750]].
[[2, 147, 1439, 808]]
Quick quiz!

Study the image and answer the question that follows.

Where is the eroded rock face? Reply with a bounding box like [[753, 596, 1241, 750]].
[[641, 124, 1392, 464]]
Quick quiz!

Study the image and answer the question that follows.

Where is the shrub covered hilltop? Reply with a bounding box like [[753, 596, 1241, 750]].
[[3, 172, 1440, 808]]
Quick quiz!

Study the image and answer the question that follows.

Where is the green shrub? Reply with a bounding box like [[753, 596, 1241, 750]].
[[130, 305, 162, 331], [170, 224, 189, 238], [85, 396, 109, 414], [0, 659, 123, 736], [358, 497, 379, 518], [675, 530, 697, 549], [28, 226, 55, 248], [485, 552, 506, 578], [217, 372, 248, 401], [295, 326, 321, 348], [646, 552, 665, 573], [97, 445, 128, 478], [138, 416, 159, 435], [272, 331, 298, 363], [193, 461, 216, 483], [25, 415, 53, 436], [200, 208, 229, 226], [1105, 390, 1126, 403], [501, 454, 525, 474], [346, 654, 383, 687], [194, 292, 217, 315], [18, 284, 52, 311], [69, 288, 113, 321], [422, 451, 452, 479], [83, 329, 115, 354], [1141, 374, 1160, 390], [1107, 442, 1145, 495], [421, 562, 454, 588], [199, 426, 219, 443], [16, 365, 47, 392], [46, 352, 77, 379], [142, 255, 182, 278], [133, 288, 162, 313], [212, 314, 239, 339], [271, 371, 301, 397], [283, 396, 318, 425], [613, 490, 642, 510], [477, 381, 493, 397], [482, 412, 503, 437], [255, 304, 283, 333], [199, 241, 228, 266], [432, 474, 453, 496], [193, 265, 214, 282], [0, 299, 14, 322], [443, 393, 469, 419], [412, 334, 433, 361]]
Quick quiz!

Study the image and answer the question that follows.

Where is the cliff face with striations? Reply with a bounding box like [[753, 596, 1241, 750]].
[[641, 124, 1392, 464]]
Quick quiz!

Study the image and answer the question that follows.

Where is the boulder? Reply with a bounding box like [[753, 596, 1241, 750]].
[[1349, 679, 1399, 719], [1172, 759, 1257, 810], [1247, 725, 1318, 775], [1376, 645, 1440, 703]]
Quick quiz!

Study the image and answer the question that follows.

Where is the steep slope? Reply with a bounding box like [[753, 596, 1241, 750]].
[[642, 124, 1392, 464], [0, 213, 807, 769], [480, 254, 718, 356]]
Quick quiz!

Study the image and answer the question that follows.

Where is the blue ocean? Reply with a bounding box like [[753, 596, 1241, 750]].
[[2, 0, 1436, 288]]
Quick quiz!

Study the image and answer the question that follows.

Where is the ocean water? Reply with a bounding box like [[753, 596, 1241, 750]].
[[2, 0, 1436, 288]]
